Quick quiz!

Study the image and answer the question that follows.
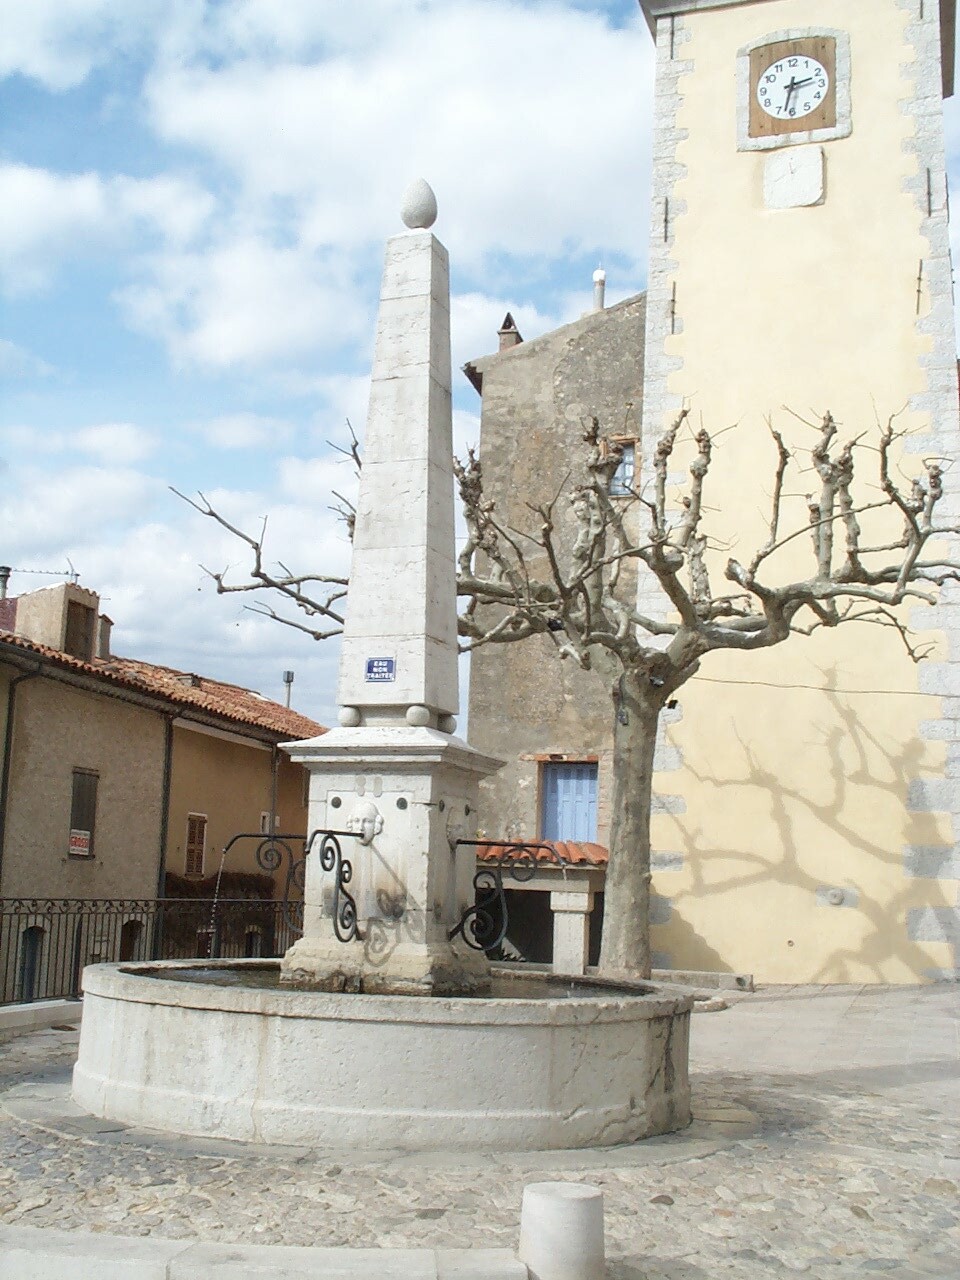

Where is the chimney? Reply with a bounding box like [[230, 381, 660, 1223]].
[[592, 267, 607, 312], [498, 312, 523, 352], [97, 614, 113, 659]]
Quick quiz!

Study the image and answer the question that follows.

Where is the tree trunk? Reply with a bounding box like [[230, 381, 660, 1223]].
[[597, 669, 663, 979]]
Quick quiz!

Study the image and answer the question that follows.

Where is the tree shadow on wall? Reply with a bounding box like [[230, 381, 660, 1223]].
[[658, 678, 954, 983]]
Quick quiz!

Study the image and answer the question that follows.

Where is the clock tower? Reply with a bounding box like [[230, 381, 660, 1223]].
[[638, 0, 960, 981]]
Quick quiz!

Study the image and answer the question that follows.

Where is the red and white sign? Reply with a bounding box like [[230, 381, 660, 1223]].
[[69, 829, 91, 857]]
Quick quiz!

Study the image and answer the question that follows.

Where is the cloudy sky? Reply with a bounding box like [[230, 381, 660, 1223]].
[[2, 1, 959, 725]]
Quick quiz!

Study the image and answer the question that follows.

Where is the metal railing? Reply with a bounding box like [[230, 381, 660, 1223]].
[[0, 897, 303, 1006]]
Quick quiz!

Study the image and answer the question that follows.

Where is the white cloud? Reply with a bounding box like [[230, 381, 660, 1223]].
[[114, 176, 217, 247], [144, 3, 653, 266], [0, 7, 651, 375], [74, 423, 156, 466], [0, 163, 216, 296], [1, 464, 159, 558], [118, 236, 366, 368], [0, 421, 155, 465], [198, 413, 293, 450], [0, 339, 55, 379], [0, 165, 108, 294], [0, 0, 162, 89]]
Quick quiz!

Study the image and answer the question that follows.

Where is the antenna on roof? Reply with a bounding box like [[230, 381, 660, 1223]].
[[283, 670, 295, 708], [3, 563, 79, 585]]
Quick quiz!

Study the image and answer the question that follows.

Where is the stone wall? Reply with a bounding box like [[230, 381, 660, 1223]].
[[1, 676, 165, 900], [466, 296, 647, 846]]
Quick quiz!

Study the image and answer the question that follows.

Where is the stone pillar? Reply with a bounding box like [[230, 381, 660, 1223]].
[[281, 185, 502, 995], [336, 226, 458, 731], [551, 888, 594, 976]]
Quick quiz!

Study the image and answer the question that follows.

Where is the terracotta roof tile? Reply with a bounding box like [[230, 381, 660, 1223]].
[[0, 631, 325, 741], [477, 840, 608, 867]]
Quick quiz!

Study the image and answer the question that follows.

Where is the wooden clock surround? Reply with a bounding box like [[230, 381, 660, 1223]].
[[748, 35, 838, 139]]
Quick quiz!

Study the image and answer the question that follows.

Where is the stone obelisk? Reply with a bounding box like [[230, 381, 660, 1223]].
[[281, 182, 501, 995]]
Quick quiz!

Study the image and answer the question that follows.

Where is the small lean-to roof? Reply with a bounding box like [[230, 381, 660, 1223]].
[[478, 841, 609, 868], [639, 0, 956, 98], [0, 632, 324, 742]]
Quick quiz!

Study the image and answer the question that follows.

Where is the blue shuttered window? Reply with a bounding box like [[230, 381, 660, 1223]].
[[541, 762, 598, 843]]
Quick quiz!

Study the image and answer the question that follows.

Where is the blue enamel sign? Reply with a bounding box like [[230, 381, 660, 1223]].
[[365, 657, 396, 682]]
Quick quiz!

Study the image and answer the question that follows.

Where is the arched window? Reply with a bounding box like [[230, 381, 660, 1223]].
[[119, 919, 144, 962], [18, 926, 44, 1003]]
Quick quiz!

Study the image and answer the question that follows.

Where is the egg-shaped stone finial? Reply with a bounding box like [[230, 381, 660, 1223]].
[[401, 179, 438, 230]]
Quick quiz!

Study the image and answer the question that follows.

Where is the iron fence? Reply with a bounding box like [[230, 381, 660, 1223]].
[[0, 897, 303, 1006]]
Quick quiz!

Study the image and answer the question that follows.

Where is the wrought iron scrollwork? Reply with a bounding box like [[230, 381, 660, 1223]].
[[221, 828, 365, 946], [220, 832, 308, 938], [448, 841, 567, 955], [306, 829, 365, 944]]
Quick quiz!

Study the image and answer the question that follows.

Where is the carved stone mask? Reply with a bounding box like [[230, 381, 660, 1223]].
[[346, 800, 383, 846]]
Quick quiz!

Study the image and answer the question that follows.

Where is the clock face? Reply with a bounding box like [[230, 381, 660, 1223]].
[[746, 36, 839, 143], [757, 56, 830, 122]]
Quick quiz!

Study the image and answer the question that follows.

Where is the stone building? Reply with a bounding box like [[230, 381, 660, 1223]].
[[466, 0, 960, 984]]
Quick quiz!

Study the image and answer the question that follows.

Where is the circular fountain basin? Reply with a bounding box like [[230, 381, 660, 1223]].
[[72, 961, 692, 1151]]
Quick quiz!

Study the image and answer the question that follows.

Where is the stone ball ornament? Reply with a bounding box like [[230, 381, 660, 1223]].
[[338, 706, 362, 728], [400, 178, 438, 230]]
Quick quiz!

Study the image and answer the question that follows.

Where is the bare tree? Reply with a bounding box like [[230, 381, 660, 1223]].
[[454, 410, 959, 976], [179, 411, 960, 979]]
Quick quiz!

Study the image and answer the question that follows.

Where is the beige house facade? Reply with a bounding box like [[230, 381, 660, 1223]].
[[467, 0, 960, 984], [0, 582, 323, 999]]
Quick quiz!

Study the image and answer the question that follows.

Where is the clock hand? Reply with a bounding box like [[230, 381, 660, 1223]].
[[782, 75, 813, 114]]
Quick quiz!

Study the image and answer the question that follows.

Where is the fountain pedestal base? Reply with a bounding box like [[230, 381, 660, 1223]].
[[282, 725, 501, 996], [280, 934, 490, 995]]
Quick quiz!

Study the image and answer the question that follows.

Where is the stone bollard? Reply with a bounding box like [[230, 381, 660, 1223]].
[[518, 1182, 604, 1280]]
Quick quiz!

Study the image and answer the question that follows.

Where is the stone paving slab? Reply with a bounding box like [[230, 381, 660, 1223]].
[[0, 1225, 527, 1279], [1, 985, 958, 1278]]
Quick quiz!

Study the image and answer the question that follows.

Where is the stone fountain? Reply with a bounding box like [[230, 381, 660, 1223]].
[[71, 186, 692, 1151]]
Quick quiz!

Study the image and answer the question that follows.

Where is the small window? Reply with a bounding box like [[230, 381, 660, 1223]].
[[64, 601, 96, 660], [185, 813, 207, 878], [69, 769, 98, 857], [609, 442, 636, 497], [541, 761, 598, 843]]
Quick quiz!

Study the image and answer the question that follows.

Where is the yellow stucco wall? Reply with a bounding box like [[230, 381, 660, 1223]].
[[644, 0, 958, 981], [166, 724, 309, 888]]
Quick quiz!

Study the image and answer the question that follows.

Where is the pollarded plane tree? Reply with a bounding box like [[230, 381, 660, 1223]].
[[455, 409, 959, 976], [181, 411, 960, 978]]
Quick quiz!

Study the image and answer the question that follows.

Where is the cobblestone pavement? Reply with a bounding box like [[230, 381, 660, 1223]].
[[1, 985, 958, 1278]]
